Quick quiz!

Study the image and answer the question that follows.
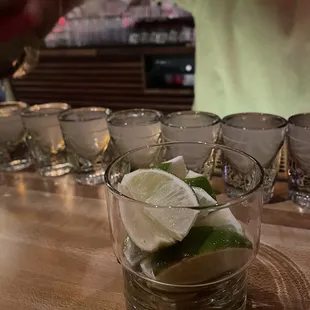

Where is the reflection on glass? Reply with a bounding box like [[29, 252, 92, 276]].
[[0, 101, 31, 172], [22, 103, 71, 177], [59, 107, 112, 185]]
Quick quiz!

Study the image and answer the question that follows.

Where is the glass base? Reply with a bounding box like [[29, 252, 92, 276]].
[[124, 269, 247, 310], [126, 300, 246, 310], [223, 162, 274, 204], [289, 190, 310, 209], [38, 163, 71, 177], [74, 169, 105, 185], [0, 158, 32, 172]]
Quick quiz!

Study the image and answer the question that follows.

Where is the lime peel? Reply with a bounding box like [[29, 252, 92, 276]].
[[184, 176, 217, 200], [141, 226, 253, 282]]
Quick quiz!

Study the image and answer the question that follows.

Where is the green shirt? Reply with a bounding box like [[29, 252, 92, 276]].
[[176, 0, 310, 118]]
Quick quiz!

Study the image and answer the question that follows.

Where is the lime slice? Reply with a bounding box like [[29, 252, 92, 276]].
[[156, 162, 171, 172], [193, 186, 217, 206], [121, 169, 198, 206], [144, 207, 199, 241], [119, 169, 199, 252], [184, 173, 216, 200], [189, 179, 243, 234], [141, 226, 252, 284], [156, 156, 187, 179], [186, 170, 202, 178], [156, 248, 252, 284], [193, 186, 218, 226], [119, 183, 175, 252], [199, 208, 244, 235]]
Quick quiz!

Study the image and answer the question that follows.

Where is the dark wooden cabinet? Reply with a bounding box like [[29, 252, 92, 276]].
[[10, 46, 195, 113]]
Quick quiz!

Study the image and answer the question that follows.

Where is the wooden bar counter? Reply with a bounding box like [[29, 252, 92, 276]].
[[0, 172, 309, 309]]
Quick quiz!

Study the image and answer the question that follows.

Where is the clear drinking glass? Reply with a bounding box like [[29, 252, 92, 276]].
[[105, 142, 263, 310], [0, 101, 32, 172], [287, 113, 310, 208], [59, 107, 112, 185], [222, 113, 287, 203], [21, 103, 71, 177], [161, 111, 221, 174], [107, 109, 163, 168]]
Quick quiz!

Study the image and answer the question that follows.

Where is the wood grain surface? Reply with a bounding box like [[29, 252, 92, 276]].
[[0, 172, 309, 310]]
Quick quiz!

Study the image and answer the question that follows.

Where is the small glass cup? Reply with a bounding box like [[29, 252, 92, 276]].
[[287, 113, 310, 208], [0, 101, 32, 172], [59, 107, 112, 185], [161, 111, 221, 174], [222, 113, 287, 203], [161, 111, 221, 143], [105, 142, 263, 310], [21, 103, 71, 177], [107, 109, 163, 168]]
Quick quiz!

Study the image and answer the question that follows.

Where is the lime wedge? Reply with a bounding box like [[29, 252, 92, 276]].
[[193, 186, 217, 206], [193, 186, 218, 226], [156, 162, 171, 172], [121, 169, 198, 206], [119, 169, 199, 252], [156, 248, 252, 284], [119, 183, 175, 252], [141, 226, 252, 284], [144, 207, 199, 241], [184, 173, 216, 200], [199, 208, 244, 235], [198, 227, 251, 253], [156, 156, 187, 179], [186, 170, 202, 178]]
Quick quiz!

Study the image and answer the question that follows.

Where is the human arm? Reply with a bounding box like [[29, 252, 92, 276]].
[[0, 0, 83, 42]]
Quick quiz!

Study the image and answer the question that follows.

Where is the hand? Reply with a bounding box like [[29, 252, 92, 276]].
[[0, 0, 83, 42]]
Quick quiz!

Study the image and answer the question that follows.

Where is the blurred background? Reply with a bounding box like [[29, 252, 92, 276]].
[[45, 0, 192, 48], [6, 0, 196, 113]]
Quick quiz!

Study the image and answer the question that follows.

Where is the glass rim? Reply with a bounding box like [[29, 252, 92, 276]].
[[58, 107, 112, 123], [107, 108, 163, 127], [0, 103, 26, 117], [288, 113, 310, 130], [161, 111, 221, 129], [222, 112, 288, 131], [104, 141, 264, 211], [1, 101, 28, 108], [21, 103, 70, 118]]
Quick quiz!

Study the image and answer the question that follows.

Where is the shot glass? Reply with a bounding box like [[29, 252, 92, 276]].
[[287, 113, 310, 208], [222, 113, 287, 203], [0, 101, 31, 172], [105, 142, 263, 310], [107, 109, 163, 168], [59, 107, 112, 185], [21, 103, 71, 177], [161, 111, 221, 174]]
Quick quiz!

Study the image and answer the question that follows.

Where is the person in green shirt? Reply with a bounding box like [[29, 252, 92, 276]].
[[175, 0, 310, 118]]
